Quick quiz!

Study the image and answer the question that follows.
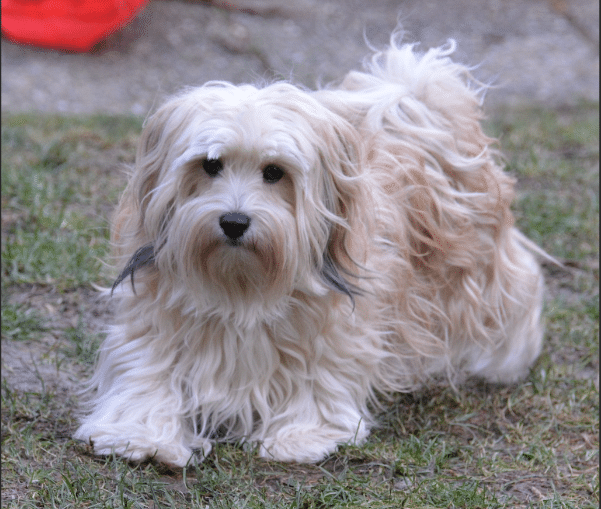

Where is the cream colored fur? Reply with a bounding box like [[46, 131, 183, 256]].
[[74, 36, 545, 466]]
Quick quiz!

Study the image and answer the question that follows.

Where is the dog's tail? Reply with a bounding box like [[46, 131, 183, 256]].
[[353, 37, 486, 113], [338, 36, 561, 264], [317, 34, 491, 160]]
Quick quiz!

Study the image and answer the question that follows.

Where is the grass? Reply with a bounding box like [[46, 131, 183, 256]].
[[1, 103, 598, 508]]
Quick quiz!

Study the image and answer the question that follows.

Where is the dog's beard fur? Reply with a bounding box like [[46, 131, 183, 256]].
[[75, 35, 546, 466]]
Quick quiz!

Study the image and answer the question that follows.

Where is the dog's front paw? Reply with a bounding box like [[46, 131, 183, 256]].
[[94, 436, 197, 467], [77, 427, 211, 467], [259, 424, 367, 463]]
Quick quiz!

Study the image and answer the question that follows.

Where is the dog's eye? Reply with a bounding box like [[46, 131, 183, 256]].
[[263, 164, 284, 183], [202, 158, 223, 177]]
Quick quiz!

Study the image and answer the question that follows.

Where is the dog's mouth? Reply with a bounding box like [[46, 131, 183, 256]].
[[225, 238, 243, 247], [214, 236, 258, 259], [222, 237, 262, 256]]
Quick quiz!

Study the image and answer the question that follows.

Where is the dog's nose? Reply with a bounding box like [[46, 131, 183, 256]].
[[219, 212, 251, 240]]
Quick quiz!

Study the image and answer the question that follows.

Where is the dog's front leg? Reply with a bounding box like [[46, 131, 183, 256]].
[[258, 387, 370, 463], [75, 379, 210, 467]]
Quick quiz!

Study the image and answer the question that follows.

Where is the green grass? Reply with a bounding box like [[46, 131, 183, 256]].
[[1, 114, 139, 289], [1, 104, 598, 508], [490, 102, 599, 260]]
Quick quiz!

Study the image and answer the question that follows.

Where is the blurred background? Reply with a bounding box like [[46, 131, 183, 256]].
[[1, 0, 598, 116]]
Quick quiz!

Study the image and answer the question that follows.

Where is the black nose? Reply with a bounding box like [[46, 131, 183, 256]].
[[219, 212, 251, 240]]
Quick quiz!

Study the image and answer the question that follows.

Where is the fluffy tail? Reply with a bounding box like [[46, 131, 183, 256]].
[[317, 36, 491, 164]]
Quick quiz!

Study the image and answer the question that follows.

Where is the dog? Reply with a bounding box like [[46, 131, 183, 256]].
[[74, 34, 546, 466]]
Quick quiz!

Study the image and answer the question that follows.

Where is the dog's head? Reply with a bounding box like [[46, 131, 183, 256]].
[[112, 83, 369, 310]]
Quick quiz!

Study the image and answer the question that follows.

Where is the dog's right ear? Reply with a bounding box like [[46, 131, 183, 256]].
[[116, 93, 197, 242], [133, 99, 186, 218], [110, 97, 187, 288]]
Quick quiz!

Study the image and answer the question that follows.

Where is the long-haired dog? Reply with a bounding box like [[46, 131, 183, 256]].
[[75, 35, 546, 466]]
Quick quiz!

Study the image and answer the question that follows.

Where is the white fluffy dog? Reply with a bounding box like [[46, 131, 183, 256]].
[[75, 35, 545, 466]]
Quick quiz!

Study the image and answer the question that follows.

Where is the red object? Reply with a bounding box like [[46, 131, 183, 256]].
[[1, 0, 149, 52]]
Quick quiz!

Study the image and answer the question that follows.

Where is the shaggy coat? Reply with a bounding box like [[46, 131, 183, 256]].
[[75, 37, 545, 466]]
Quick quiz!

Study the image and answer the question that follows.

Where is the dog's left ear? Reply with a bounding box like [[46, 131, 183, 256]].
[[316, 119, 370, 301]]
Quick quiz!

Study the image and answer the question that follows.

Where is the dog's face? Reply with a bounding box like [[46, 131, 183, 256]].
[[114, 83, 367, 312]]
